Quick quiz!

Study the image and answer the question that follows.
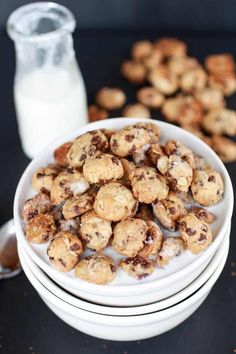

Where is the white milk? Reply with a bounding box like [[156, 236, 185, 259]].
[[14, 68, 88, 158]]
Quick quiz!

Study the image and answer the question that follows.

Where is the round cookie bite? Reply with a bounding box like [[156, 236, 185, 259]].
[[205, 53, 235, 75], [138, 220, 163, 257], [208, 72, 236, 96], [120, 257, 155, 279], [131, 40, 153, 61], [195, 87, 225, 110], [54, 142, 72, 167], [96, 87, 126, 110], [168, 56, 199, 76], [32, 165, 59, 194], [153, 191, 186, 231], [157, 154, 193, 192], [129, 166, 169, 203], [137, 87, 164, 109], [202, 108, 236, 136], [164, 140, 195, 169], [110, 124, 151, 157], [62, 192, 94, 220], [93, 182, 137, 222], [211, 135, 236, 163], [157, 237, 185, 267], [75, 254, 116, 285], [50, 171, 90, 205], [121, 60, 146, 84], [26, 214, 56, 244], [83, 153, 124, 184], [67, 130, 109, 168], [180, 67, 207, 93], [80, 211, 112, 252], [191, 170, 224, 206], [143, 48, 163, 70], [154, 38, 187, 58], [88, 105, 109, 122], [122, 103, 151, 119], [47, 231, 83, 272], [22, 192, 52, 222], [179, 213, 213, 254], [112, 218, 147, 257], [148, 65, 178, 95]]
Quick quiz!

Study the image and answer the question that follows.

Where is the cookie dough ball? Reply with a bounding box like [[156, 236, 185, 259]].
[[62, 192, 94, 220], [121, 60, 146, 84], [75, 254, 116, 285], [138, 220, 163, 257], [179, 214, 213, 254], [137, 87, 164, 109], [131, 40, 153, 61], [26, 214, 56, 244], [110, 124, 151, 157], [157, 237, 185, 267], [93, 182, 137, 222], [54, 142, 72, 167], [67, 130, 109, 168], [164, 140, 195, 169], [202, 108, 236, 136], [58, 217, 80, 234], [83, 153, 124, 184], [208, 73, 236, 96], [211, 135, 236, 163], [51, 171, 90, 205], [96, 87, 126, 110], [147, 143, 165, 166], [32, 166, 59, 194], [205, 54, 235, 75], [162, 95, 203, 125], [148, 65, 178, 95], [47, 231, 83, 272], [120, 257, 155, 279], [80, 211, 112, 251], [157, 155, 193, 192], [22, 193, 52, 222], [122, 103, 151, 119], [129, 166, 169, 203], [168, 56, 199, 76], [88, 105, 109, 122], [112, 218, 147, 257], [143, 49, 163, 70], [153, 191, 186, 231], [154, 38, 187, 58], [180, 67, 207, 93], [195, 88, 225, 111], [190, 207, 216, 224], [191, 170, 224, 206]]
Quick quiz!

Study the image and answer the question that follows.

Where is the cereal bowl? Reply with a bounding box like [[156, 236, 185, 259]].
[[18, 236, 229, 341], [18, 226, 230, 316], [14, 118, 234, 306]]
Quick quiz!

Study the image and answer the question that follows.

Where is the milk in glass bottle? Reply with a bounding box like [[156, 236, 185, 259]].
[[7, 2, 88, 158]]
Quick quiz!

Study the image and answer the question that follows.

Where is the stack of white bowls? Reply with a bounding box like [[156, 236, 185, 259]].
[[14, 118, 234, 341]]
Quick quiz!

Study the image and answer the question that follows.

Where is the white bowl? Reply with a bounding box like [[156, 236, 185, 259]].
[[14, 118, 234, 306], [18, 237, 229, 341], [18, 224, 230, 316]]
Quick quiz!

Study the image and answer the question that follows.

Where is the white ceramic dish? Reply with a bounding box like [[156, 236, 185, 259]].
[[18, 226, 230, 316], [18, 238, 229, 341], [14, 118, 234, 306]]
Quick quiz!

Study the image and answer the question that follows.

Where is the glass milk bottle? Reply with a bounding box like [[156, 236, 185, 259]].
[[7, 2, 88, 159]]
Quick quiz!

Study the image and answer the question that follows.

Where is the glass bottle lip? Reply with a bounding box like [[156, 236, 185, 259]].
[[7, 2, 76, 42]]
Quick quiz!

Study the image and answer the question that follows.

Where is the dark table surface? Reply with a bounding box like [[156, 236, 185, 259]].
[[0, 29, 235, 354]]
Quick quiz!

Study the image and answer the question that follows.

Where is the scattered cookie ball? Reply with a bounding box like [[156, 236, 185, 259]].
[[202, 108, 236, 136], [96, 87, 126, 110], [131, 40, 153, 61], [122, 103, 151, 118], [22, 192, 52, 222], [154, 38, 187, 58], [88, 105, 109, 122], [121, 60, 146, 84], [211, 135, 236, 163], [148, 65, 178, 95], [32, 165, 60, 194]]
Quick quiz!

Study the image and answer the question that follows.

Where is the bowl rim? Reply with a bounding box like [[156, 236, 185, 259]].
[[14, 118, 234, 294], [18, 236, 229, 326], [18, 227, 230, 316]]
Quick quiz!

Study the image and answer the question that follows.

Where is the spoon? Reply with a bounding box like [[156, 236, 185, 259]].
[[0, 219, 21, 279]]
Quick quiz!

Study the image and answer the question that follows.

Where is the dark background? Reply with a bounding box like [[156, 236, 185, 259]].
[[0, 1, 236, 354]]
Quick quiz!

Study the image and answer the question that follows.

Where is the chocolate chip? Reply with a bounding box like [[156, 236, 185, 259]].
[[186, 228, 196, 236], [169, 207, 176, 215], [59, 258, 66, 267], [198, 234, 207, 241], [111, 156, 119, 165], [80, 153, 86, 161], [91, 135, 102, 145], [110, 264, 116, 273], [112, 139, 118, 148], [70, 243, 80, 251], [138, 273, 149, 279], [49, 256, 54, 261], [208, 175, 216, 183], [125, 134, 135, 142]]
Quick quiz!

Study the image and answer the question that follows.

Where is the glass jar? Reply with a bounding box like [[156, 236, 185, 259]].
[[7, 2, 88, 159]]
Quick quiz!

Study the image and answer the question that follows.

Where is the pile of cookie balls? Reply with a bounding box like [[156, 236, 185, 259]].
[[22, 122, 224, 284], [89, 37, 236, 164]]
